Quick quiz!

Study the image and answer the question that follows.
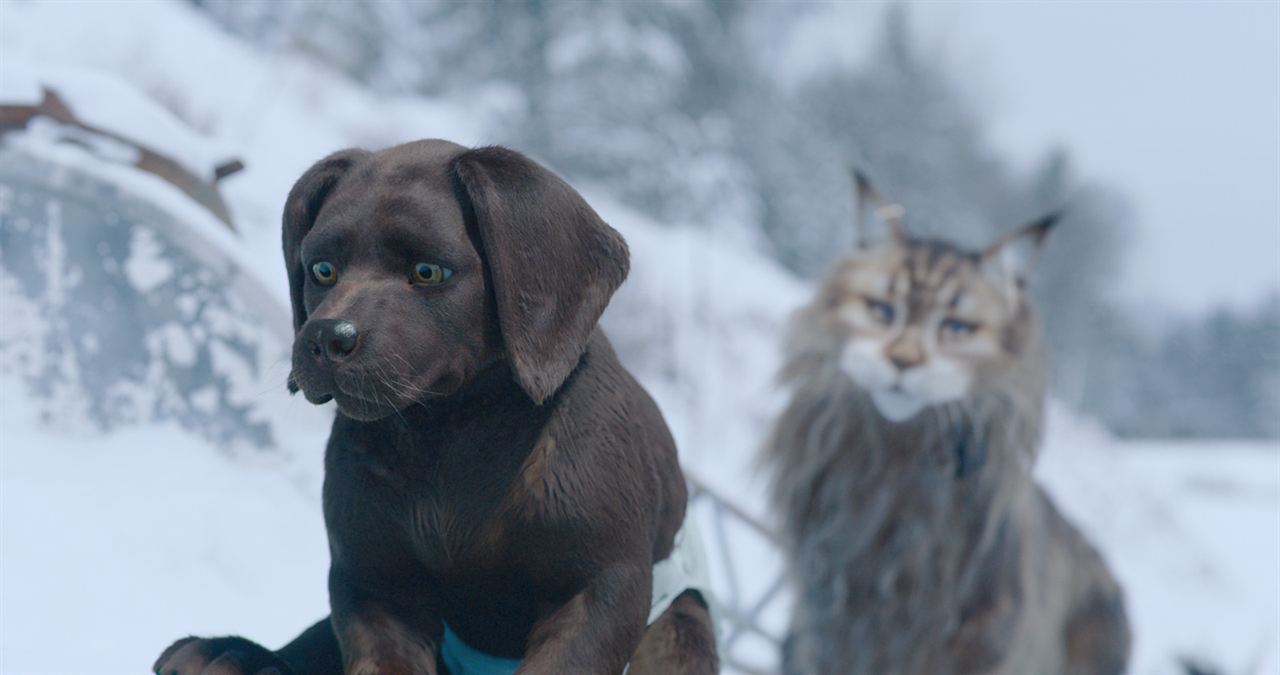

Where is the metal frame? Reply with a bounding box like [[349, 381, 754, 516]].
[[687, 476, 786, 675]]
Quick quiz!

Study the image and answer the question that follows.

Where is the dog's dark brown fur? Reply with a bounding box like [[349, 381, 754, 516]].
[[153, 140, 717, 675]]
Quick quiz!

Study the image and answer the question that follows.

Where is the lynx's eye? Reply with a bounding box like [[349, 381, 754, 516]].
[[865, 298, 896, 325], [412, 262, 454, 285], [941, 317, 979, 338], [311, 261, 337, 285]]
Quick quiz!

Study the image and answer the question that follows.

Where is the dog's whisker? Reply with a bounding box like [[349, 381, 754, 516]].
[[371, 359, 413, 428]]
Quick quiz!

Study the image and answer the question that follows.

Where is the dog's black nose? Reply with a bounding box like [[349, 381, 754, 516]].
[[308, 319, 360, 362]]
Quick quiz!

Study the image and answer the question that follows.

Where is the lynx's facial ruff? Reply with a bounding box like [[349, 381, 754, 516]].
[[827, 172, 1054, 423]]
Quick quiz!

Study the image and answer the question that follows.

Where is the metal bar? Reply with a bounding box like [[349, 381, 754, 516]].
[[687, 475, 779, 543]]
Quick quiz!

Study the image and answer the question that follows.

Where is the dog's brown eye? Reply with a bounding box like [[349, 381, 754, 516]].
[[311, 261, 337, 285], [412, 262, 453, 285]]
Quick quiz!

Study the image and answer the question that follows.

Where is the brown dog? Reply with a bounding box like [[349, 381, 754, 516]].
[[153, 140, 717, 675]]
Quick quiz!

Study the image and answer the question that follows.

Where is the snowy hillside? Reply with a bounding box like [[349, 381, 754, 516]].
[[1, 3, 1276, 675]]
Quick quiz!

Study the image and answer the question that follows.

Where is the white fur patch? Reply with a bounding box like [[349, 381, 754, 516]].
[[840, 338, 972, 423], [870, 388, 926, 422]]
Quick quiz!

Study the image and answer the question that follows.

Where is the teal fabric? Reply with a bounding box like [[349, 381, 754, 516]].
[[441, 622, 523, 675]]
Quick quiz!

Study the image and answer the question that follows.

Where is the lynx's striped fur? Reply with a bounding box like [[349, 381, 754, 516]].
[[762, 173, 1130, 675]]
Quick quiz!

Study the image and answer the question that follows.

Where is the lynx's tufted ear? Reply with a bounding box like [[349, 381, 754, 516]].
[[281, 148, 369, 393], [981, 211, 1062, 290], [451, 146, 629, 404], [852, 168, 908, 248]]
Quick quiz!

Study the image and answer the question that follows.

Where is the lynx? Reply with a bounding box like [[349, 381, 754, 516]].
[[762, 173, 1130, 675]]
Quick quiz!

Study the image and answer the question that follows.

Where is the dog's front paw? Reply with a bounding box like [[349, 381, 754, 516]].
[[153, 636, 292, 675]]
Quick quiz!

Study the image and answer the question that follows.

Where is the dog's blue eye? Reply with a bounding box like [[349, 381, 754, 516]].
[[865, 298, 895, 324], [941, 317, 979, 338], [311, 261, 337, 285], [412, 262, 453, 285]]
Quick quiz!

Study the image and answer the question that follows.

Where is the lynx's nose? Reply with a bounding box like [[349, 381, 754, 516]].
[[308, 319, 361, 363], [885, 337, 925, 372]]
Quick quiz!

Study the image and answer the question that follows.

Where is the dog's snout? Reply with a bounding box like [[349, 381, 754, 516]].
[[308, 319, 361, 363]]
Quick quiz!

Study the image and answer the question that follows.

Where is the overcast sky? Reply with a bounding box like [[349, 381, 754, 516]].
[[788, 1, 1279, 315]]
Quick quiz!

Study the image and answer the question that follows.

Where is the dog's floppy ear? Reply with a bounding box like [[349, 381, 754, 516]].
[[451, 146, 629, 404], [282, 149, 369, 334]]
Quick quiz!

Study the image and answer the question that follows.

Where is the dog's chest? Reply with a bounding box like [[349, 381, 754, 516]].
[[322, 413, 537, 579]]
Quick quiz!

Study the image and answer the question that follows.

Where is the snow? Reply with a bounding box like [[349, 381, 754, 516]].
[[1037, 411, 1280, 674], [1, 2, 1277, 674], [5, 373, 1275, 673], [0, 61, 230, 181], [123, 226, 174, 294], [0, 390, 332, 674], [0, 0, 483, 310]]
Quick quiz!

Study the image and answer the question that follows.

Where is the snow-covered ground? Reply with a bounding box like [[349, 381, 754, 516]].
[[4, 398, 1276, 675], [1037, 411, 1280, 675], [1, 3, 1277, 674]]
